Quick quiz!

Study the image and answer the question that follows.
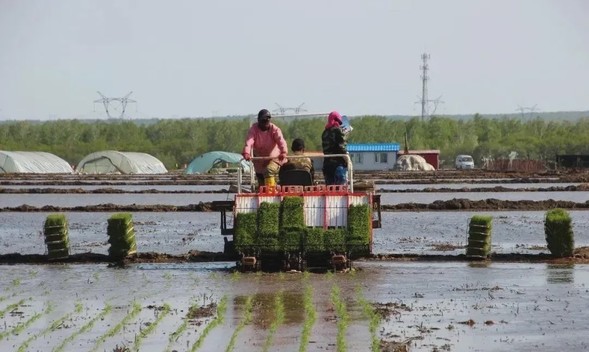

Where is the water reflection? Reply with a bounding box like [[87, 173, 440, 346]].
[[467, 261, 491, 268], [546, 263, 575, 284], [234, 292, 305, 326]]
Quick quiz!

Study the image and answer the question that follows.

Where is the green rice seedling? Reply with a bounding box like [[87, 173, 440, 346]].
[[280, 226, 304, 252], [355, 287, 381, 352], [234, 212, 257, 253], [0, 299, 26, 319], [230, 270, 241, 281], [17, 302, 83, 352], [255, 202, 281, 253], [133, 303, 171, 352], [44, 214, 70, 260], [258, 202, 280, 237], [225, 295, 254, 352], [262, 291, 285, 352], [298, 285, 317, 352], [90, 301, 141, 352], [107, 213, 137, 260], [190, 295, 228, 352], [330, 285, 349, 352], [166, 301, 199, 349], [53, 304, 113, 352], [347, 204, 370, 241], [346, 205, 371, 257], [545, 208, 575, 257], [466, 215, 493, 258], [303, 228, 325, 252], [0, 302, 54, 341], [166, 297, 220, 351], [324, 228, 346, 253], [280, 196, 305, 228]]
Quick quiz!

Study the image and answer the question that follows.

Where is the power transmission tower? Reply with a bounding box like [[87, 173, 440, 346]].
[[516, 104, 539, 120], [416, 53, 443, 121], [273, 102, 308, 115], [94, 91, 136, 119], [273, 103, 287, 115]]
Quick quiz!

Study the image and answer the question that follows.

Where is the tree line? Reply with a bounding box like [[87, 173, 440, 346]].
[[1, 114, 589, 169]]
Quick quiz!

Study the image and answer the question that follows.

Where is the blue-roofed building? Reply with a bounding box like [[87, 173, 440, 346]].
[[347, 143, 400, 171]]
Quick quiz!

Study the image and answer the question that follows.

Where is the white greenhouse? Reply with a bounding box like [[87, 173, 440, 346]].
[[76, 151, 168, 174], [0, 151, 74, 173]]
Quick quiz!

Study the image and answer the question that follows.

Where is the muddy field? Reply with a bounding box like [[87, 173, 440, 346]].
[[1, 170, 589, 351]]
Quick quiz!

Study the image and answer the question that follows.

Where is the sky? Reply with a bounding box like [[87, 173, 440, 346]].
[[0, 0, 587, 120]]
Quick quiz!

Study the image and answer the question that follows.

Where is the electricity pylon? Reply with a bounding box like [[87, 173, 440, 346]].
[[94, 91, 136, 119]]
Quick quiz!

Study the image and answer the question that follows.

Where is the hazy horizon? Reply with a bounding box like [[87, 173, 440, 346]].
[[1, 0, 588, 120]]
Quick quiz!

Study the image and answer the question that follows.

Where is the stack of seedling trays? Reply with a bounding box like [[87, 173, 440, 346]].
[[544, 208, 574, 257], [257, 202, 281, 253], [303, 228, 325, 254], [346, 204, 371, 258], [279, 197, 305, 253], [234, 212, 257, 256], [466, 215, 493, 259], [44, 214, 70, 260], [107, 213, 137, 260], [324, 228, 347, 254]]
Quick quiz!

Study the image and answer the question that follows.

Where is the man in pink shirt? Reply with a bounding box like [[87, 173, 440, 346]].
[[242, 109, 288, 189]]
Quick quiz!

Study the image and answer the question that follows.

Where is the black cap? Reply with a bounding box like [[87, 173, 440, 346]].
[[257, 109, 271, 121]]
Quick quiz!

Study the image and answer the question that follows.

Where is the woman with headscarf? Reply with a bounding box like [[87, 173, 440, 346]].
[[242, 109, 288, 189], [321, 111, 348, 185]]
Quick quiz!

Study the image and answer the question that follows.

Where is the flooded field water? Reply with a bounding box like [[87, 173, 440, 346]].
[[1, 262, 588, 351], [2, 180, 589, 351], [2, 211, 589, 257]]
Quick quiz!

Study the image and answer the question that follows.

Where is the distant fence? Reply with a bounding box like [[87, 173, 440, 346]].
[[556, 155, 589, 169], [483, 159, 547, 172]]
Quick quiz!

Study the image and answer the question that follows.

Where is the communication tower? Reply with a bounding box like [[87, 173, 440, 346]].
[[417, 54, 443, 120]]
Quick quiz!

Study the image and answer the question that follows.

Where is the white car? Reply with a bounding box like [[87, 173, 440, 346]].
[[455, 155, 475, 169]]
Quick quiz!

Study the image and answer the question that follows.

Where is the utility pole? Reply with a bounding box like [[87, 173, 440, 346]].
[[420, 53, 430, 121]]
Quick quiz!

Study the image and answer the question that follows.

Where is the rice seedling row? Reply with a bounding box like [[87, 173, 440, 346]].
[[224, 295, 254, 352], [52, 304, 113, 352], [298, 284, 317, 352], [90, 302, 142, 352], [16, 302, 83, 352], [330, 285, 350, 352], [0, 302, 53, 342], [131, 303, 171, 352], [261, 290, 285, 352], [355, 287, 381, 352], [190, 295, 228, 352]]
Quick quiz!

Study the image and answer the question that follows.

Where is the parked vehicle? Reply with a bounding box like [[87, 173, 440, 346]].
[[455, 155, 475, 169]]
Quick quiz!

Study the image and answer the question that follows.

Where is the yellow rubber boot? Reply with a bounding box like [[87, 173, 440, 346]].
[[264, 176, 276, 192]]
